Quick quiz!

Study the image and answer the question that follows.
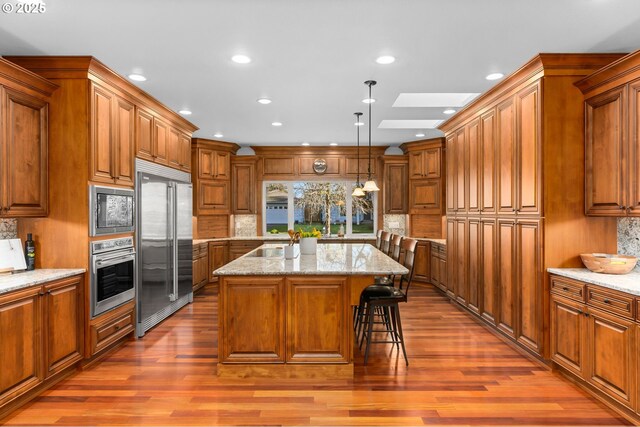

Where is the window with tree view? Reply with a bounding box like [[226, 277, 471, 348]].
[[264, 181, 376, 235]]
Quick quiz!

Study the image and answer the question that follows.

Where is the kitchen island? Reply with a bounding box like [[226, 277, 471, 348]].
[[213, 243, 408, 378]]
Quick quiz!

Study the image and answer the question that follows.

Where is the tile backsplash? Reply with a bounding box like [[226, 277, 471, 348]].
[[383, 214, 407, 235], [618, 217, 640, 271], [0, 219, 17, 239], [234, 215, 258, 236]]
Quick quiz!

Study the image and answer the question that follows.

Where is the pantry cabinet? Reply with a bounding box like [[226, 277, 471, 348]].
[[0, 58, 55, 218]]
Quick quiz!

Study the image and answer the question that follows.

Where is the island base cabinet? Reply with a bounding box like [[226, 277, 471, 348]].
[[286, 278, 349, 363]]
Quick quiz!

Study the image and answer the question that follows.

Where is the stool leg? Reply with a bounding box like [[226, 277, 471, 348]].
[[363, 303, 375, 366], [358, 302, 369, 349], [392, 304, 408, 366]]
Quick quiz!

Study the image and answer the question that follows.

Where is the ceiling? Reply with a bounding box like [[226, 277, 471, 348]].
[[1, 0, 639, 147]]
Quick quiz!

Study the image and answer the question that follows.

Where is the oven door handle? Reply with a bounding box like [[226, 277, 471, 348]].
[[95, 254, 135, 269]]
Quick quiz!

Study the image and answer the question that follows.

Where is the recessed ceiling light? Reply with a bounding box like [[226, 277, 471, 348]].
[[213, 133, 223, 138], [416, 133, 425, 138], [354, 121, 364, 126], [271, 122, 283, 127], [257, 98, 272, 105], [301, 142, 310, 146], [330, 142, 338, 146], [128, 73, 146, 82], [178, 109, 192, 115], [362, 98, 376, 104], [443, 109, 456, 115], [376, 55, 396, 65], [231, 54, 251, 64], [486, 72, 504, 81]]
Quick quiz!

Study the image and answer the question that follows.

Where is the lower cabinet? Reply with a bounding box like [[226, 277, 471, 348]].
[[413, 241, 430, 282], [229, 240, 262, 260], [208, 241, 228, 283], [192, 242, 208, 292], [550, 274, 639, 418], [0, 274, 83, 412], [89, 300, 135, 357]]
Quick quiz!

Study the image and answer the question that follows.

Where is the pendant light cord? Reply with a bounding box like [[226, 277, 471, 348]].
[[355, 112, 362, 186], [367, 83, 372, 180]]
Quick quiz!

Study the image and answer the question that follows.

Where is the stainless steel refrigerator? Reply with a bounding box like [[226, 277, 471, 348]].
[[135, 159, 193, 337]]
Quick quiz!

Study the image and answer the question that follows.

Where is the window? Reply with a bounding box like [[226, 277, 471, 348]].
[[264, 181, 377, 235]]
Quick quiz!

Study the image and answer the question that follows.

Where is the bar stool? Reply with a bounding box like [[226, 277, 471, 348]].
[[379, 231, 392, 254], [358, 237, 418, 366], [375, 229, 384, 249], [375, 234, 402, 285]]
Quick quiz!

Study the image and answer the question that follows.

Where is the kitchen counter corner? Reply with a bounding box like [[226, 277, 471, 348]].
[[0, 268, 86, 295]]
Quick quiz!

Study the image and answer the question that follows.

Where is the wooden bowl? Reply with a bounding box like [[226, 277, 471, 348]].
[[580, 253, 638, 274]]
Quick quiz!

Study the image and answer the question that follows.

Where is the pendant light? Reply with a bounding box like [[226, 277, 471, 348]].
[[363, 80, 380, 192], [352, 112, 365, 197]]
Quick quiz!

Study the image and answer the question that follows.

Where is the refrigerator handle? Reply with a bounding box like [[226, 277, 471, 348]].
[[168, 183, 178, 302]]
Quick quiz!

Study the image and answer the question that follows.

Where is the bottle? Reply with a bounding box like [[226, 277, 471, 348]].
[[338, 224, 345, 237], [24, 233, 35, 271]]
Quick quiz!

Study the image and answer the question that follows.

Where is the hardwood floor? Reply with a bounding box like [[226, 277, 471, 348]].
[[2, 284, 630, 426]]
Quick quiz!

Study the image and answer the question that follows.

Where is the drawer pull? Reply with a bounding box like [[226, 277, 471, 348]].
[[603, 299, 611, 304], [114, 325, 120, 330], [562, 287, 569, 291], [577, 310, 583, 315], [584, 312, 590, 317]]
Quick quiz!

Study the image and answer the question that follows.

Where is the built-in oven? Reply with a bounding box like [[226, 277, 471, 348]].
[[90, 237, 135, 318], [89, 185, 135, 236]]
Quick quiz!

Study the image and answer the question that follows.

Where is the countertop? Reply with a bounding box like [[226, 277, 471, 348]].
[[0, 268, 86, 296], [548, 268, 640, 296], [214, 243, 409, 276], [195, 235, 447, 245]]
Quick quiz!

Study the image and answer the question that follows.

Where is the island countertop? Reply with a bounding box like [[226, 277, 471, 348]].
[[214, 243, 409, 276]]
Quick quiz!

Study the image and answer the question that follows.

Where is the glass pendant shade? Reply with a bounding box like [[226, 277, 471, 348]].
[[352, 186, 365, 197], [362, 180, 380, 192]]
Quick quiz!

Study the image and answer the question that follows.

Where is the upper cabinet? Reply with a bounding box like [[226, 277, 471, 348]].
[[382, 157, 408, 214], [135, 106, 192, 172], [0, 58, 56, 218], [232, 156, 257, 214], [577, 50, 640, 216]]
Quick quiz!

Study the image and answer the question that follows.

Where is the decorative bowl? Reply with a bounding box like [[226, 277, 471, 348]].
[[580, 253, 638, 274]]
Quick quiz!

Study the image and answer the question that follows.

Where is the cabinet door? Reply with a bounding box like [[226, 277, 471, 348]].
[[410, 179, 441, 213], [286, 277, 349, 363], [481, 219, 497, 326], [516, 82, 542, 215], [89, 83, 115, 184], [167, 127, 181, 170], [425, 148, 441, 178], [456, 127, 467, 213], [586, 307, 636, 409], [113, 97, 135, 186], [43, 276, 83, 377], [455, 219, 468, 305], [384, 162, 408, 214], [220, 277, 285, 363], [413, 241, 430, 282], [446, 134, 456, 212], [497, 219, 516, 338], [446, 219, 456, 299], [2, 89, 48, 217], [628, 79, 640, 215], [437, 256, 447, 291], [551, 295, 586, 377], [516, 219, 543, 355], [409, 151, 424, 178], [480, 109, 496, 214], [467, 118, 480, 213], [135, 107, 154, 161], [179, 133, 192, 171], [232, 162, 256, 214], [198, 181, 230, 213], [215, 151, 230, 179], [467, 218, 480, 314], [199, 148, 216, 179], [153, 118, 168, 165], [585, 87, 626, 215], [497, 98, 516, 214], [208, 242, 228, 282], [0, 286, 42, 406]]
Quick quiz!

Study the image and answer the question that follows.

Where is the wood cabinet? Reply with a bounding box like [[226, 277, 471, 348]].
[[429, 242, 446, 292], [439, 54, 622, 360], [550, 274, 639, 418], [401, 138, 446, 239], [413, 241, 430, 282], [232, 157, 257, 214], [192, 242, 208, 292], [229, 240, 262, 261], [90, 82, 135, 186], [383, 158, 408, 214], [0, 274, 83, 412], [0, 59, 55, 218], [198, 181, 230, 213], [199, 148, 230, 180], [88, 300, 134, 357], [135, 106, 192, 172], [578, 51, 640, 216], [208, 241, 228, 283]]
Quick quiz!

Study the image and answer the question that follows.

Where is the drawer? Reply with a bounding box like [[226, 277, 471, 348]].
[[586, 285, 634, 320], [637, 300, 640, 322], [90, 305, 135, 356], [550, 275, 586, 302], [199, 242, 208, 252]]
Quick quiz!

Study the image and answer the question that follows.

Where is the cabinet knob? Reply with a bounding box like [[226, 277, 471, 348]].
[[577, 310, 583, 315], [603, 298, 611, 304], [620, 205, 626, 210], [562, 287, 569, 292], [38, 291, 45, 296], [584, 312, 590, 317]]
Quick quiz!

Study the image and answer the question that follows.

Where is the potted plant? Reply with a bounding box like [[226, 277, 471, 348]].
[[298, 227, 321, 255]]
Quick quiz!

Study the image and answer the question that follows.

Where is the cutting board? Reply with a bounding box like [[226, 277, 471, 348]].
[[0, 239, 27, 273]]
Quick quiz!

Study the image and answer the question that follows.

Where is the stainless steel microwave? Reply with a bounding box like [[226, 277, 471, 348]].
[[89, 185, 135, 236]]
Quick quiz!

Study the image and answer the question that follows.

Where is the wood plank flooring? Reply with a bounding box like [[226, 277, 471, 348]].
[[2, 284, 630, 426]]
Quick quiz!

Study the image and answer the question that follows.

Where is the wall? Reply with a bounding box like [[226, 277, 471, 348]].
[[618, 218, 640, 271], [383, 214, 406, 235], [0, 219, 17, 239]]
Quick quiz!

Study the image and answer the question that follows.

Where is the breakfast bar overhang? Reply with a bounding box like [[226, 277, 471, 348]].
[[213, 243, 408, 378]]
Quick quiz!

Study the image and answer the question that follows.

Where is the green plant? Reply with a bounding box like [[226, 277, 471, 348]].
[[297, 227, 321, 238], [269, 229, 280, 234]]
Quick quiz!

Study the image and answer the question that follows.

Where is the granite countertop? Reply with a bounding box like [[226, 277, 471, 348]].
[[195, 235, 446, 245], [415, 237, 446, 245], [214, 243, 409, 276], [0, 268, 86, 296], [548, 268, 640, 296]]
